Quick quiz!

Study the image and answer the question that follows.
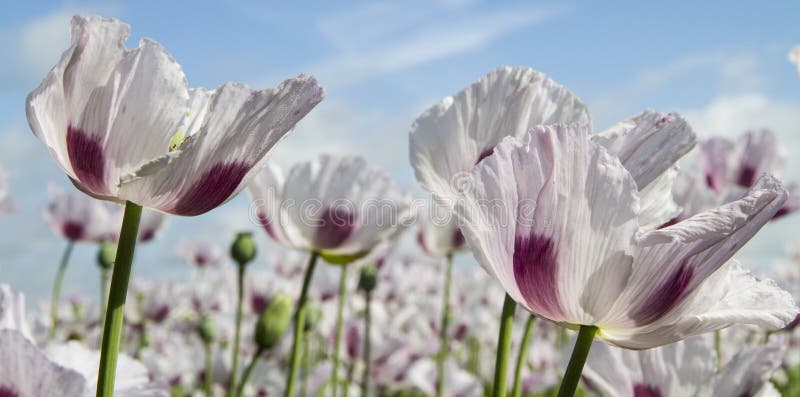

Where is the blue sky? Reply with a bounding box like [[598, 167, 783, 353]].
[[1, 1, 800, 303]]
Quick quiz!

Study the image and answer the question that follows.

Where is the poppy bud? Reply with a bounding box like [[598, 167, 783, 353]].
[[198, 316, 217, 344], [254, 294, 292, 349], [357, 265, 377, 293], [230, 232, 257, 266], [97, 241, 117, 270]]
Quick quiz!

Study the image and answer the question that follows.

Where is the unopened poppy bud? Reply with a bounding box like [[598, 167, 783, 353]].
[[198, 317, 217, 344], [230, 232, 256, 266], [97, 241, 117, 270], [255, 294, 292, 349], [357, 265, 377, 293]]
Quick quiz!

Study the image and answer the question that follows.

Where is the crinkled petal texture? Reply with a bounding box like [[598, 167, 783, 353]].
[[710, 344, 784, 397], [593, 110, 696, 230], [410, 66, 590, 208], [248, 155, 413, 256], [456, 124, 796, 348], [26, 15, 323, 215], [0, 330, 88, 397], [583, 335, 716, 397], [455, 123, 640, 325], [599, 179, 796, 348]]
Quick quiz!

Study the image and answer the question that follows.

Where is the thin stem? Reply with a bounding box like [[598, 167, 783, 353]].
[[49, 240, 75, 340], [204, 341, 214, 397], [96, 201, 142, 397], [236, 347, 265, 397], [361, 291, 372, 397], [467, 336, 480, 375], [491, 294, 516, 397], [284, 252, 319, 397], [330, 265, 349, 397], [99, 267, 110, 321], [342, 363, 354, 397], [511, 315, 537, 397], [436, 253, 454, 397], [301, 330, 311, 397], [227, 265, 246, 397], [714, 330, 722, 371], [557, 325, 597, 397]]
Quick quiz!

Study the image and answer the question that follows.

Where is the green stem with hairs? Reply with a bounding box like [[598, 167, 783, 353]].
[[557, 325, 597, 397], [49, 240, 75, 340], [715, 330, 722, 371], [227, 265, 247, 397], [511, 315, 536, 397], [437, 253, 454, 397], [330, 265, 349, 397], [491, 294, 517, 397], [96, 201, 142, 397], [284, 252, 319, 397]]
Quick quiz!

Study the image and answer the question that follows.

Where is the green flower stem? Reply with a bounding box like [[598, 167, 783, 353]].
[[96, 201, 142, 397], [301, 330, 312, 397], [236, 347, 265, 397], [227, 265, 247, 397], [49, 240, 75, 340], [436, 253, 454, 397], [491, 294, 516, 397], [204, 341, 214, 397], [330, 265, 349, 397], [361, 290, 372, 397], [511, 315, 536, 397], [284, 252, 319, 397], [557, 325, 597, 397], [715, 330, 722, 371], [467, 336, 480, 375], [342, 363, 354, 397], [99, 266, 110, 320]]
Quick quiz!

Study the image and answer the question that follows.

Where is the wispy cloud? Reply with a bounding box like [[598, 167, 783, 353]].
[[309, 2, 565, 88], [0, 3, 123, 91]]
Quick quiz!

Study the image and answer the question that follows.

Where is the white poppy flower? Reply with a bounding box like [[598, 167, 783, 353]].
[[247, 155, 412, 261], [410, 66, 591, 209], [454, 124, 797, 348], [583, 335, 784, 397], [26, 15, 323, 216]]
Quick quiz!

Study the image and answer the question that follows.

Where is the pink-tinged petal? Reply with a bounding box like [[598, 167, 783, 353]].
[[594, 110, 696, 190], [411, 66, 590, 209], [773, 182, 799, 220], [455, 124, 639, 324], [601, 261, 798, 349], [0, 285, 32, 341], [732, 130, 783, 188], [601, 175, 788, 334], [42, 184, 118, 243], [119, 76, 324, 215], [697, 138, 735, 194]]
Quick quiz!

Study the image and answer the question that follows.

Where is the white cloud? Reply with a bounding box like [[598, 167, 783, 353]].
[[0, 3, 123, 90], [310, 4, 563, 88]]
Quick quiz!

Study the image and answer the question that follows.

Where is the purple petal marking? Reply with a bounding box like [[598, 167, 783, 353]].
[[346, 324, 360, 359], [257, 212, 281, 241], [0, 386, 18, 397], [62, 220, 85, 241], [513, 232, 563, 319], [170, 162, 251, 216], [67, 125, 107, 194], [416, 231, 427, 253], [138, 229, 156, 242], [633, 384, 662, 397], [314, 206, 355, 249], [250, 293, 269, 315], [476, 147, 495, 164], [148, 305, 170, 323], [736, 165, 757, 188], [451, 227, 465, 249], [630, 262, 694, 325]]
